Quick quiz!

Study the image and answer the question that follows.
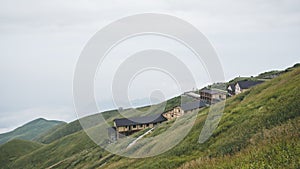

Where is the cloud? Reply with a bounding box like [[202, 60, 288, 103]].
[[0, 0, 299, 132], [162, 0, 300, 34]]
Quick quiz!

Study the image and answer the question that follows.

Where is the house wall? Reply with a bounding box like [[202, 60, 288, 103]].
[[116, 123, 157, 134], [201, 92, 226, 101], [117, 126, 129, 132], [219, 93, 226, 100], [235, 84, 242, 95], [227, 86, 235, 96], [200, 92, 212, 104]]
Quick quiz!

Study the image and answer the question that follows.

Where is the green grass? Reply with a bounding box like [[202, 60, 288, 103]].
[[11, 131, 108, 169], [0, 139, 42, 169], [35, 110, 120, 144], [35, 120, 83, 144], [179, 117, 300, 169]]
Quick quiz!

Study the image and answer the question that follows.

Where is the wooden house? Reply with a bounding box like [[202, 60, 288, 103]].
[[234, 80, 264, 95], [112, 114, 167, 139], [162, 106, 183, 120], [163, 100, 206, 120], [199, 89, 227, 104]]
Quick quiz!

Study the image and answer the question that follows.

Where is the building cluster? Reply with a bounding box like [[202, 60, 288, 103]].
[[108, 100, 206, 141], [108, 80, 264, 141]]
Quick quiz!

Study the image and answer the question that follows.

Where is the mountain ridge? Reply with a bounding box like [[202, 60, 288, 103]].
[[0, 118, 65, 144]]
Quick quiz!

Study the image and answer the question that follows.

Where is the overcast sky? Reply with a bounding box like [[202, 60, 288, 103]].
[[0, 0, 299, 133]]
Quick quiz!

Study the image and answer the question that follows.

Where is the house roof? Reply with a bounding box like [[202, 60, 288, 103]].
[[200, 89, 227, 95], [181, 100, 206, 111], [236, 80, 264, 89], [114, 114, 167, 127]]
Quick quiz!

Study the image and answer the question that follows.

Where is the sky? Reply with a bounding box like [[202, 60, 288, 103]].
[[0, 0, 300, 133]]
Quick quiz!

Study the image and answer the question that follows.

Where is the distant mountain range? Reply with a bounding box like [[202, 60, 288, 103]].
[[0, 118, 65, 144]]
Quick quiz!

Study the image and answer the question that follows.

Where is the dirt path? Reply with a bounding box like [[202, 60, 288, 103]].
[[126, 128, 154, 149]]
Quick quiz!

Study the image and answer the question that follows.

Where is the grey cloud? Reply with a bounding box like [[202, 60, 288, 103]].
[[0, 0, 299, 133]]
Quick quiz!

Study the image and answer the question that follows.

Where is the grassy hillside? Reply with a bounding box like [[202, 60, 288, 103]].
[[12, 131, 108, 169], [179, 117, 299, 169], [35, 97, 181, 144], [35, 120, 83, 144], [0, 118, 65, 144], [0, 139, 42, 168], [1, 65, 299, 169], [100, 65, 300, 169]]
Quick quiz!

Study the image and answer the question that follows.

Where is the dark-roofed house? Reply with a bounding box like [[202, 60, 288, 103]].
[[199, 89, 227, 104], [235, 80, 264, 94], [162, 100, 206, 120], [113, 114, 167, 139]]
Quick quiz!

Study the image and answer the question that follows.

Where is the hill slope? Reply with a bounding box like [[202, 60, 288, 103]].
[[0, 118, 65, 144], [35, 97, 181, 144], [0, 139, 42, 168], [34, 120, 82, 144], [2, 65, 300, 169]]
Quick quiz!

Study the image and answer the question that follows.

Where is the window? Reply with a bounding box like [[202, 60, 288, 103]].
[[146, 124, 149, 127], [139, 124, 143, 128], [132, 125, 136, 128]]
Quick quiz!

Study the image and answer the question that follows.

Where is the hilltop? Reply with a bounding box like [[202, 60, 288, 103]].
[[205, 63, 300, 91], [0, 118, 65, 144], [0, 64, 299, 169]]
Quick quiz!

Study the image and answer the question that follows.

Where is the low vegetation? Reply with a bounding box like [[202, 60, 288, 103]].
[[0, 139, 42, 168]]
